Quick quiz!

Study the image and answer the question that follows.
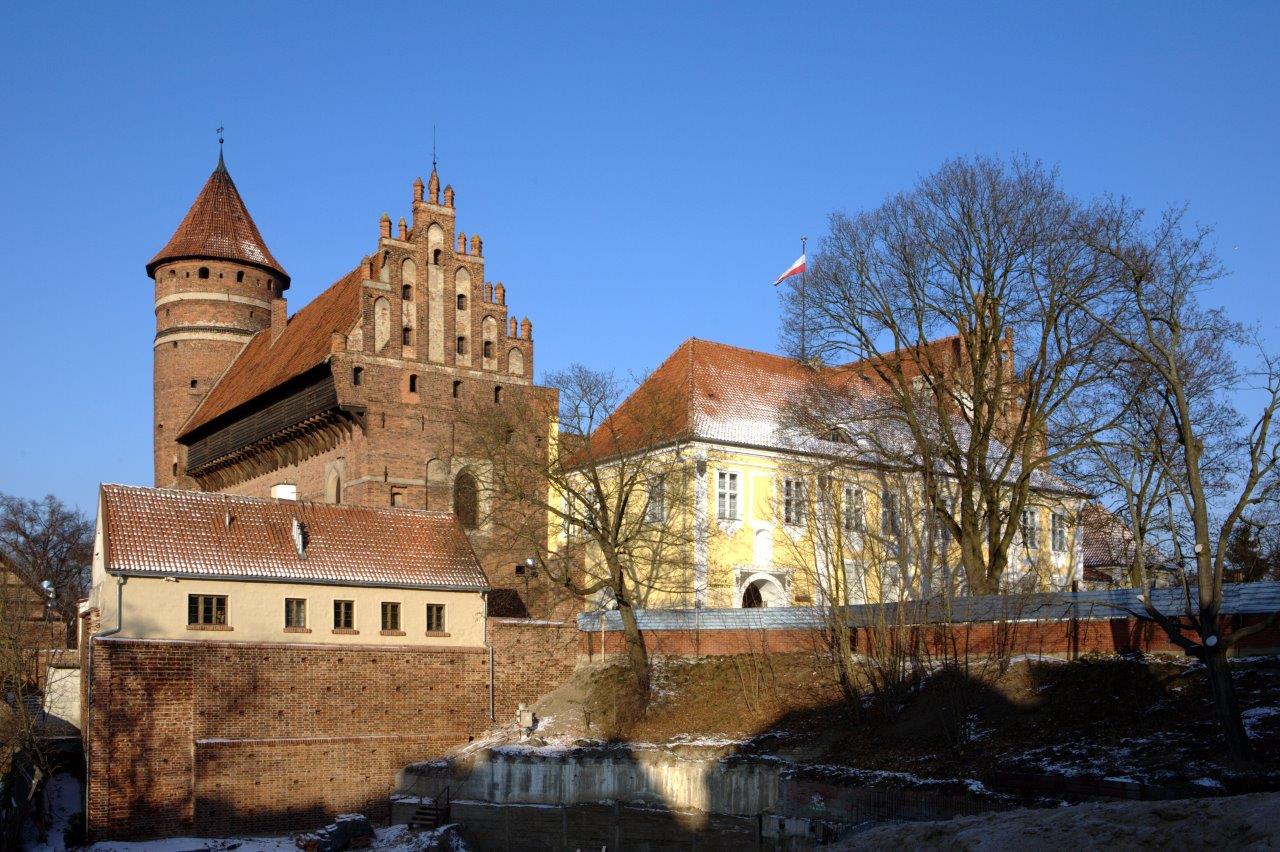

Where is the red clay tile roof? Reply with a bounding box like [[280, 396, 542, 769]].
[[147, 155, 290, 286], [99, 484, 487, 590], [180, 267, 363, 436]]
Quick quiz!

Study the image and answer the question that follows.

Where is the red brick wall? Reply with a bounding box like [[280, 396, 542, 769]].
[[580, 615, 1280, 660], [87, 620, 580, 839]]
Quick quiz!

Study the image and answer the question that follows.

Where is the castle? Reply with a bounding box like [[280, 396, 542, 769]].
[[148, 150, 556, 604]]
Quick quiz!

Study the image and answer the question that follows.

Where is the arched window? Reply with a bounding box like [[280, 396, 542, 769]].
[[494, 385, 503, 404], [453, 470, 479, 530], [508, 348, 525, 376], [432, 249, 442, 265], [353, 367, 363, 386], [198, 267, 210, 279], [483, 340, 493, 358], [456, 293, 467, 310], [408, 374, 418, 393], [402, 285, 413, 301], [742, 583, 764, 608], [373, 297, 391, 352], [452, 380, 462, 398], [325, 469, 342, 504]]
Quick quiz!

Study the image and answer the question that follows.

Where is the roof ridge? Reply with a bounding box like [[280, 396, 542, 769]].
[[102, 483, 460, 518]]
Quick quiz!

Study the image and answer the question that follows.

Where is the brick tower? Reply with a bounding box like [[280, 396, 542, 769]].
[[147, 151, 290, 487]]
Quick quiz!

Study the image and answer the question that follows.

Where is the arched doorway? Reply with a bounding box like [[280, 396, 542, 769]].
[[453, 470, 479, 530], [742, 582, 765, 608]]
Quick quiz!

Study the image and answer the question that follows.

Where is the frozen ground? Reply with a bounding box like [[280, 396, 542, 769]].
[[835, 792, 1280, 850], [22, 774, 466, 852]]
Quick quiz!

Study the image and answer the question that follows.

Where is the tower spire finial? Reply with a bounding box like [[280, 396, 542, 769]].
[[432, 124, 437, 171], [215, 124, 226, 171]]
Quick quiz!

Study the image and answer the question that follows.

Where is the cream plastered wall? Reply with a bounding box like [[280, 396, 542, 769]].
[[91, 573, 485, 647]]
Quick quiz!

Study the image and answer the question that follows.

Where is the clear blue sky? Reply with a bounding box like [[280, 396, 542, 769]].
[[1, 1, 1277, 513]]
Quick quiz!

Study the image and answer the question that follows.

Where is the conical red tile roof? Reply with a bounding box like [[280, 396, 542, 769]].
[[146, 154, 289, 287]]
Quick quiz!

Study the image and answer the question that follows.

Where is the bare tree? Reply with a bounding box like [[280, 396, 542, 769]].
[[785, 156, 1122, 594], [0, 494, 92, 646], [463, 364, 696, 699], [1076, 204, 1280, 762]]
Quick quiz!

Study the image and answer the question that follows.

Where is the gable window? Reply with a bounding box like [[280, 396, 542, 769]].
[[1021, 509, 1040, 549], [880, 489, 901, 538], [333, 600, 355, 631], [483, 340, 493, 358], [381, 602, 402, 632], [402, 285, 413, 301], [716, 471, 739, 521], [188, 594, 227, 626], [452, 379, 462, 398], [425, 604, 446, 633], [456, 293, 467, 310], [456, 336, 467, 355], [843, 485, 866, 534], [1051, 512, 1069, 553], [782, 478, 805, 526], [285, 598, 307, 629], [646, 476, 666, 523], [408, 374, 418, 393], [403, 327, 412, 345], [352, 367, 363, 386]]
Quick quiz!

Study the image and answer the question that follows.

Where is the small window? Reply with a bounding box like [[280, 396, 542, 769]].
[[408, 374, 418, 393], [285, 598, 306, 629], [171, 462, 178, 476], [333, 600, 355, 630], [452, 380, 462, 398], [1052, 512, 1069, 553], [456, 336, 467, 355], [188, 594, 227, 626], [236, 271, 244, 283], [456, 293, 467, 310], [426, 604, 446, 633], [403, 327, 412, 345], [391, 489, 404, 507], [646, 476, 666, 523], [381, 602, 401, 631], [843, 485, 866, 534], [402, 285, 413, 301], [198, 267, 210, 279], [189, 378, 198, 388], [353, 367, 363, 386], [880, 490, 901, 538], [494, 385, 503, 404], [783, 478, 805, 526], [483, 340, 493, 358], [716, 471, 739, 521], [432, 249, 441, 265], [1021, 509, 1040, 549]]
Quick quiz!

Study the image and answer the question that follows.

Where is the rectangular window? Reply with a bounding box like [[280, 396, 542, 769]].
[[188, 594, 227, 626], [645, 476, 666, 523], [843, 485, 866, 534], [425, 604, 446, 633], [1021, 509, 1040, 549], [880, 490, 900, 538], [716, 471, 739, 521], [284, 598, 307, 629], [333, 599, 355, 630], [783, 478, 804, 526], [381, 602, 401, 631], [1052, 512, 1068, 553]]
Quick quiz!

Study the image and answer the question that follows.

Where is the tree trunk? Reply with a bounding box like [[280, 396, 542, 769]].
[[617, 601, 650, 695], [1204, 644, 1254, 764]]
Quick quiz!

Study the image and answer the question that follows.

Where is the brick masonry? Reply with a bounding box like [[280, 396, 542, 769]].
[[84, 618, 579, 839]]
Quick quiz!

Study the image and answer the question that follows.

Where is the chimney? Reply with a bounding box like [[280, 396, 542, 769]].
[[271, 298, 288, 342]]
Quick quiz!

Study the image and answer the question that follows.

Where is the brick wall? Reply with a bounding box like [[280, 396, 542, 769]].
[[580, 615, 1280, 660], [86, 618, 579, 840]]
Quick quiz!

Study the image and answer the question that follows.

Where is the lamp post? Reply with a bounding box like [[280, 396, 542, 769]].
[[514, 557, 537, 609]]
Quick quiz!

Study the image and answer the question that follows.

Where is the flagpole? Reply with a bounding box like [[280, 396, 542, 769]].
[[800, 235, 808, 364]]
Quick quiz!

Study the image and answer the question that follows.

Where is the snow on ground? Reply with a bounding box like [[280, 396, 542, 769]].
[[834, 792, 1280, 850], [1242, 705, 1280, 737], [22, 772, 82, 852]]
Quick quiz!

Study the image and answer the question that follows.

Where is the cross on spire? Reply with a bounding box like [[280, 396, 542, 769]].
[[215, 125, 226, 170]]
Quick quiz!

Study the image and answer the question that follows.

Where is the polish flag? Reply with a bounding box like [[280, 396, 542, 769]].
[[772, 254, 806, 286]]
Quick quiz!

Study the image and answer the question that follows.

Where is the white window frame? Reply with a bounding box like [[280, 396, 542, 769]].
[[880, 489, 901, 538], [716, 470, 740, 521], [1051, 512, 1068, 553], [782, 477, 805, 527], [843, 484, 866, 534], [1021, 508, 1039, 549], [645, 476, 666, 524]]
